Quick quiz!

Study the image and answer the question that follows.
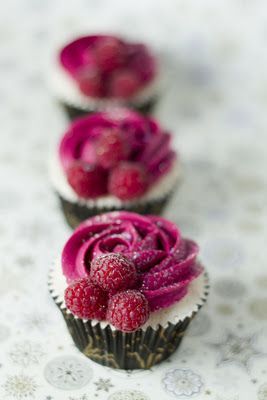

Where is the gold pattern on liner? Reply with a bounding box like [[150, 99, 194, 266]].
[[83, 336, 120, 369], [50, 273, 209, 369], [80, 319, 190, 369]]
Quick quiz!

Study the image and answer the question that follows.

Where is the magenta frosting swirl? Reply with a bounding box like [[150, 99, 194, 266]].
[[60, 35, 102, 77], [59, 35, 156, 98], [61, 211, 202, 311], [59, 108, 177, 184]]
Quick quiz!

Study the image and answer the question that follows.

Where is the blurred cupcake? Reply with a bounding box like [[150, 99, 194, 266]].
[[51, 34, 159, 119], [49, 211, 209, 369], [50, 108, 181, 228]]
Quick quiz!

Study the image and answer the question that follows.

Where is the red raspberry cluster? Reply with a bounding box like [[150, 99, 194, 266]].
[[67, 127, 149, 200], [75, 37, 152, 99], [64, 253, 150, 332]]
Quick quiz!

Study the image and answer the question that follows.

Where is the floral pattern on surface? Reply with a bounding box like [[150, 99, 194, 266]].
[[94, 378, 113, 392], [211, 332, 262, 370], [9, 341, 45, 367], [162, 369, 203, 397], [108, 390, 150, 400], [3, 374, 38, 399], [44, 356, 93, 390]]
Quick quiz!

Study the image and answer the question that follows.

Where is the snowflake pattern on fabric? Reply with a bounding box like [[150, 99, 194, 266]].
[[9, 341, 45, 367], [162, 368, 203, 397], [94, 378, 114, 392], [44, 356, 93, 390], [3, 374, 38, 399], [211, 332, 262, 370]]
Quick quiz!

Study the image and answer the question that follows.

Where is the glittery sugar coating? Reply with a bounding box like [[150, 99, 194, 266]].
[[64, 278, 108, 320], [62, 211, 202, 312], [90, 253, 137, 292], [107, 290, 150, 332]]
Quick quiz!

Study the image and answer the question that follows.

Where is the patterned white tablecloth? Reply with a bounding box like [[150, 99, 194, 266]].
[[1, 1, 267, 399]]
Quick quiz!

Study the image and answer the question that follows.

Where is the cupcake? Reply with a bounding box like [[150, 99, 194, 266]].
[[49, 211, 209, 369], [51, 34, 158, 120], [50, 108, 181, 228]]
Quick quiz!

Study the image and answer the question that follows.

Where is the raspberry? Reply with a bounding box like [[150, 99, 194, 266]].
[[108, 162, 149, 200], [95, 128, 130, 168], [94, 37, 124, 72], [76, 68, 103, 98], [67, 160, 108, 198], [109, 69, 140, 98], [64, 278, 108, 320], [107, 290, 150, 332], [90, 253, 137, 292]]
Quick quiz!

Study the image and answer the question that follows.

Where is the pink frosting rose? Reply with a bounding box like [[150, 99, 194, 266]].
[[59, 109, 177, 199], [59, 35, 157, 99], [61, 211, 202, 311]]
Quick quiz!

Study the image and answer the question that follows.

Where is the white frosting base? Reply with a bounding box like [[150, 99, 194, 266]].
[[49, 59, 161, 111], [49, 155, 182, 208], [48, 259, 209, 331]]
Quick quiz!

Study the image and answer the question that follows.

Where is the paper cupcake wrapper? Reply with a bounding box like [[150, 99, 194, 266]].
[[58, 306, 193, 369], [60, 98, 157, 120], [48, 261, 209, 369], [57, 191, 174, 229]]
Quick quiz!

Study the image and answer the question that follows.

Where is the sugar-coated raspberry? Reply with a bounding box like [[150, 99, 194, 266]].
[[67, 161, 108, 198], [95, 128, 130, 168], [64, 278, 108, 320], [107, 290, 150, 332], [109, 69, 140, 98], [108, 162, 149, 200], [90, 253, 137, 292], [76, 68, 103, 98], [94, 37, 125, 73]]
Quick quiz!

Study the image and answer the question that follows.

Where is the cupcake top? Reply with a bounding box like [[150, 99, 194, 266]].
[[57, 108, 178, 202], [61, 211, 204, 332], [58, 34, 157, 101]]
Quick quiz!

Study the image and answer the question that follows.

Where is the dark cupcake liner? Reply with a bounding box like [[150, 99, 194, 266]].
[[49, 272, 209, 370], [52, 302, 205, 370], [60, 97, 157, 121], [57, 192, 174, 229]]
